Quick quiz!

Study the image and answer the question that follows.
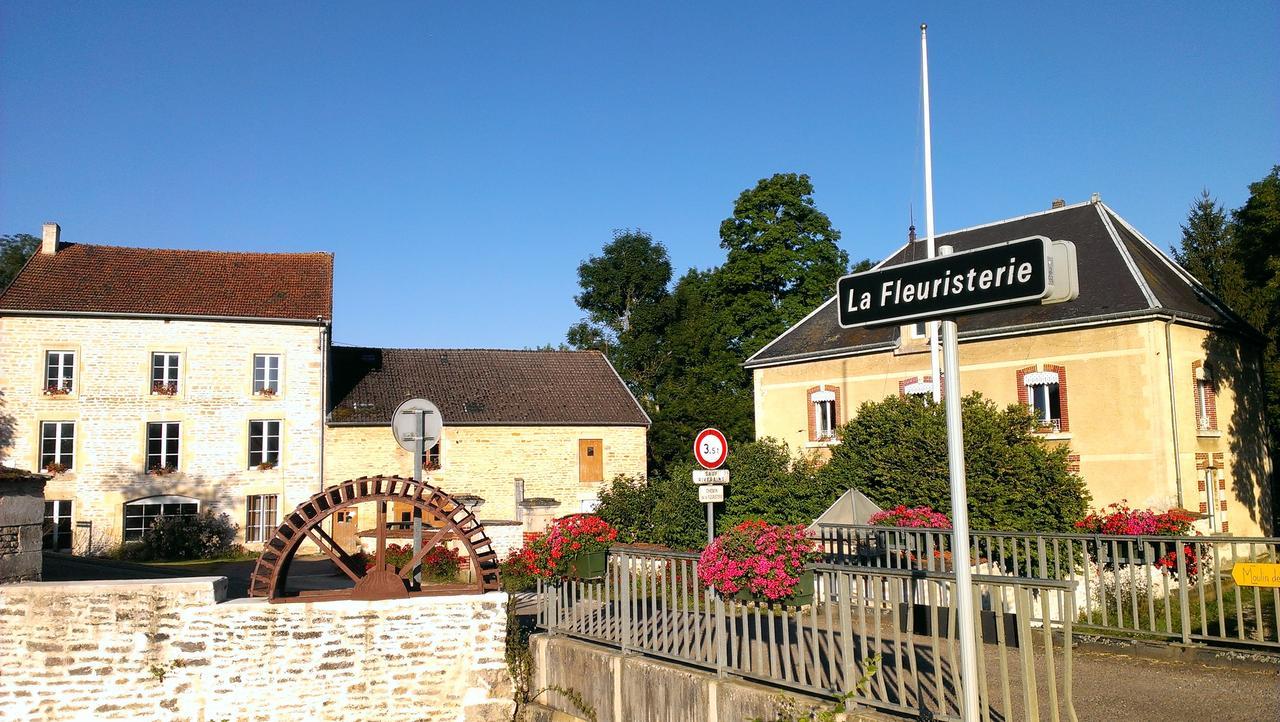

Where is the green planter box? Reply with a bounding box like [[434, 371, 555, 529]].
[[564, 550, 608, 581], [732, 569, 815, 607]]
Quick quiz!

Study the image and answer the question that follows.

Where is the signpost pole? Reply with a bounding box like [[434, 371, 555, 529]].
[[412, 409, 424, 587], [706, 503, 714, 545], [939, 245, 980, 721]]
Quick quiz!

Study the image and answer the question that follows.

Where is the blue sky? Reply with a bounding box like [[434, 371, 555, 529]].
[[2, 3, 1276, 348]]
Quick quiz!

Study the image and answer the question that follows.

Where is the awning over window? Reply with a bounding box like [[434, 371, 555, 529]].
[[903, 381, 933, 396], [811, 390, 836, 402], [1195, 366, 1211, 382], [1023, 371, 1060, 386]]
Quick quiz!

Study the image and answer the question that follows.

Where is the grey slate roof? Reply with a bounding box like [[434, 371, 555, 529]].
[[328, 347, 650, 427], [745, 200, 1245, 368]]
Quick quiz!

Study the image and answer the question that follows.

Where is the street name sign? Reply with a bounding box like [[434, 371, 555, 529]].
[[698, 485, 724, 503], [692, 469, 730, 485], [837, 236, 1054, 328], [1231, 562, 1280, 588], [693, 428, 728, 469]]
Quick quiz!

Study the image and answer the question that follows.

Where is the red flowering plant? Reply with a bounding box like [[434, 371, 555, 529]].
[[361, 543, 463, 581], [524, 515, 619, 579], [1075, 501, 1202, 578], [868, 505, 952, 529], [697, 520, 820, 601]]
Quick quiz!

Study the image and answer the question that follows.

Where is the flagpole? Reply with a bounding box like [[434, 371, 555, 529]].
[[922, 23, 981, 722], [921, 24, 942, 403]]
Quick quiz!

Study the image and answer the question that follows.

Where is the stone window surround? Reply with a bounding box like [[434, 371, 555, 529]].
[[44, 348, 77, 394], [252, 352, 284, 396], [248, 419, 283, 469], [39, 420, 76, 471], [150, 351, 181, 394]]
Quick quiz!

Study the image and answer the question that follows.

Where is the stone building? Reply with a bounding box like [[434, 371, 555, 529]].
[[746, 198, 1274, 536], [0, 223, 649, 552], [325, 346, 649, 543], [0, 223, 333, 551], [0, 468, 47, 583]]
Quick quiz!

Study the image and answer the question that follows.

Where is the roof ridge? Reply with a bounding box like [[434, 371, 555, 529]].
[[358, 346, 598, 354], [1094, 202, 1160, 308], [930, 199, 1095, 241], [61, 241, 333, 257]]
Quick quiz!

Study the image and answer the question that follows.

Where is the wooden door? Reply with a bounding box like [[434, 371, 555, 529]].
[[578, 439, 604, 483], [332, 508, 358, 551]]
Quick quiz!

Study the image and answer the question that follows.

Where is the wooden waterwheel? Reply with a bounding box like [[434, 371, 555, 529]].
[[248, 475, 501, 602]]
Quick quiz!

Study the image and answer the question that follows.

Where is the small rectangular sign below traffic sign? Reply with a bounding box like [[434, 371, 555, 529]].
[[698, 485, 724, 503], [692, 469, 730, 485]]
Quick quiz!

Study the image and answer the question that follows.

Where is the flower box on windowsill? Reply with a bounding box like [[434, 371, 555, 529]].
[[256, 461, 278, 471], [254, 388, 279, 399], [151, 383, 178, 397], [732, 569, 816, 608], [43, 463, 68, 475], [43, 386, 72, 397], [148, 465, 178, 476]]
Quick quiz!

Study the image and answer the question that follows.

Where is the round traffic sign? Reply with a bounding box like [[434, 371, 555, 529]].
[[392, 398, 444, 453], [694, 428, 728, 469]]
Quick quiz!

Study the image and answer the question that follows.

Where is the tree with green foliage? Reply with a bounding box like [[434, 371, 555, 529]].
[[0, 233, 39, 291], [1228, 166, 1280, 433], [1173, 190, 1247, 307], [567, 229, 672, 347], [818, 393, 1090, 532], [716, 173, 849, 360]]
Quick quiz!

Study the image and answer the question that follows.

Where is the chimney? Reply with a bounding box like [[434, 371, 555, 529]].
[[41, 222, 61, 255], [1050, 199, 1066, 210]]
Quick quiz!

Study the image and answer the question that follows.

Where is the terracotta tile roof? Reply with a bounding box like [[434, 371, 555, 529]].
[[329, 347, 650, 427], [745, 201, 1246, 368], [0, 243, 333, 322]]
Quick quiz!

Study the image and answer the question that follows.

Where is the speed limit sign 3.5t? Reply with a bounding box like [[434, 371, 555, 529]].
[[694, 428, 728, 469]]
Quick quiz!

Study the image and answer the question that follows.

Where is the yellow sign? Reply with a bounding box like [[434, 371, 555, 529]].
[[1231, 563, 1280, 588]]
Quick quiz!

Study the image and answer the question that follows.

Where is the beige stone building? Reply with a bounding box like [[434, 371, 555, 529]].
[[0, 223, 333, 551], [0, 223, 649, 552], [324, 347, 649, 547], [746, 198, 1274, 537]]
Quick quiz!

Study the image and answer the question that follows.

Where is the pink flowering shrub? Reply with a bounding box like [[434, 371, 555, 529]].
[[1074, 501, 1195, 536], [697, 520, 820, 600], [868, 505, 952, 529]]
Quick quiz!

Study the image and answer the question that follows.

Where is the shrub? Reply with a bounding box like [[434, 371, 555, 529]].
[[500, 548, 540, 592], [1074, 501, 1195, 536], [820, 393, 1090, 532], [129, 511, 242, 561], [868, 504, 952, 529], [421, 545, 462, 581], [697, 520, 820, 600]]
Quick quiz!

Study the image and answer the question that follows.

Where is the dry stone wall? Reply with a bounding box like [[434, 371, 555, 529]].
[[0, 577, 513, 722]]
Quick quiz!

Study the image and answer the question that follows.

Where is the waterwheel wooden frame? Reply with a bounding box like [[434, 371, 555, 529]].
[[248, 475, 501, 602]]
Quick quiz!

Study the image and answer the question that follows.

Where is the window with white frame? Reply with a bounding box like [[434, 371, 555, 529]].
[[123, 496, 198, 542], [1194, 365, 1216, 431], [43, 500, 73, 552], [146, 422, 180, 472], [40, 421, 75, 471], [812, 390, 837, 440], [248, 420, 281, 468], [245, 494, 278, 542], [909, 322, 927, 339], [151, 352, 180, 395], [252, 354, 281, 395], [45, 351, 75, 393], [1024, 371, 1062, 431]]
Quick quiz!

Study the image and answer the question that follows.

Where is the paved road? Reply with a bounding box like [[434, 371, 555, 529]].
[[41, 552, 345, 598]]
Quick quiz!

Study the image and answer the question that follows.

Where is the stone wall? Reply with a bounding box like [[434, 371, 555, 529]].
[[0, 577, 513, 722], [0, 475, 45, 583], [324, 424, 648, 521], [0, 315, 327, 547]]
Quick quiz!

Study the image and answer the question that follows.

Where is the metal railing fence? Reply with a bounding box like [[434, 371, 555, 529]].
[[815, 524, 1280, 648], [538, 546, 1077, 722]]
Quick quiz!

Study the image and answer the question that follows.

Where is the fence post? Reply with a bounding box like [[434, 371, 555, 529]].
[[714, 593, 728, 677], [620, 549, 632, 652], [1175, 540, 1192, 646]]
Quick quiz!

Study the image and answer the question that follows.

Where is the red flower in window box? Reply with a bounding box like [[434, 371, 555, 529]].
[[148, 464, 177, 476], [43, 462, 68, 475], [256, 387, 278, 398], [43, 384, 71, 396], [151, 382, 178, 396]]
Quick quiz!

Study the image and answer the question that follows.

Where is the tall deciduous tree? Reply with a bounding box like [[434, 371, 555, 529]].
[[716, 173, 849, 359], [570, 229, 671, 342], [0, 233, 39, 291]]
